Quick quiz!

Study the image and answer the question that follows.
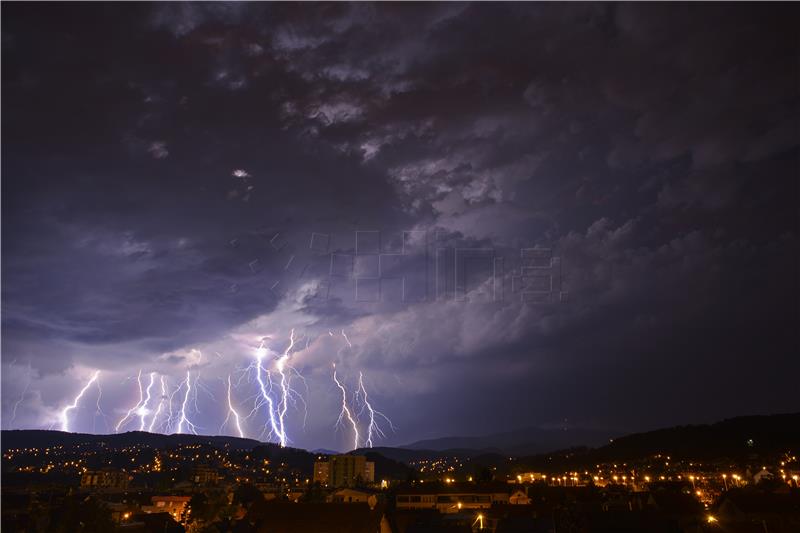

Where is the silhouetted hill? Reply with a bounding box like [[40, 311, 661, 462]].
[[311, 448, 341, 456], [402, 426, 614, 456], [4, 414, 796, 472], [0, 430, 265, 451], [599, 413, 800, 459], [353, 446, 502, 463], [515, 413, 800, 470]]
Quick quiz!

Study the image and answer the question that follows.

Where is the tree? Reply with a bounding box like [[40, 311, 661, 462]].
[[233, 483, 264, 508], [53, 495, 115, 533], [185, 490, 231, 527], [300, 482, 327, 503]]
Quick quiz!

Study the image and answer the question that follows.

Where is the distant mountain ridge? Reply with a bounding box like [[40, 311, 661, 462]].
[[3, 414, 797, 467], [401, 426, 616, 456], [0, 429, 265, 451], [594, 412, 800, 460], [514, 413, 800, 470]]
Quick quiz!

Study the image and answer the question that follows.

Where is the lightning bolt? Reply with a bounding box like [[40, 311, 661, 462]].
[[138, 372, 156, 431], [48, 328, 391, 443], [357, 372, 395, 448], [147, 376, 168, 433], [176, 371, 198, 434], [253, 341, 281, 442], [115, 369, 144, 433], [60, 371, 100, 432], [332, 364, 359, 450], [275, 329, 298, 447], [9, 361, 33, 428], [93, 380, 109, 433], [221, 374, 245, 438], [341, 329, 352, 349]]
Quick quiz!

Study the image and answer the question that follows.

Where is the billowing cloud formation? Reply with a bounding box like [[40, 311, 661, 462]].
[[2, 3, 797, 450]]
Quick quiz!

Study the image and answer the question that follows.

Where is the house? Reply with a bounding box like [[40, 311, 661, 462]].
[[717, 489, 800, 528], [509, 489, 531, 505], [122, 512, 184, 533], [243, 501, 390, 532], [80, 469, 130, 490], [331, 488, 381, 509], [645, 489, 703, 530], [141, 495, 191, 521], [754, 468, 775, 484], [395, 482, 511, 513], [191, 465, 219, 485]]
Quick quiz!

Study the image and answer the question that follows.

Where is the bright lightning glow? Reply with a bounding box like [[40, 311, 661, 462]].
[[254, 341, 282, 443], [165, 377, 183, 433], [115, 370, 144, 433], [357, 372, 395, 448], [138, 372, 156, 431], [221, 374, 245, 438], [332, 364, 359, 450], [60, 371, 100, 432], [43, 329, 394, 446], [275, 329, 297, 447], [147, 376, 168, 433], [176, 371, 198, 435], [93, 380, 109, 433]]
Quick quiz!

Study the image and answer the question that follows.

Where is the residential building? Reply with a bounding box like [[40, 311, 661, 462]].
[[395, 482, 511, 513], [314, 455, 375, 487], [141, 495, 192, 522], [80, 469, 130, 490]]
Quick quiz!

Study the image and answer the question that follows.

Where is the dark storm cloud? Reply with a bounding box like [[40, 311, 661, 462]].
[[2, 3, 797, 448]]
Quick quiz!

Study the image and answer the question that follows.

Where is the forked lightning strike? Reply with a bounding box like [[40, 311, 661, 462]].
[[357, 372, 395, 448], [147, 376, 168, 433], [253, 340, 281, 442], [138, 372, 156, 431], [115, 370, 144, 432], [221, 374, 245, 438], [60, 371, 100, 432], [26, 331, 394, 446], [332, 331, 395, 449], [332, 363, 360, 450], [176, 371, 198, 434]]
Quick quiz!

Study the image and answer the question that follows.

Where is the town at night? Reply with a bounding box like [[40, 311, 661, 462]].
[[1, 2, 798, 532]]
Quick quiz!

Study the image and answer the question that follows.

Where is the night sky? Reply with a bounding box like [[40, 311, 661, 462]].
[[2, 3, 798, 451]]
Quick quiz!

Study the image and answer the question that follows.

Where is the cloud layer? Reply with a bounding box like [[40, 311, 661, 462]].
[[2, 3, 797, 450]]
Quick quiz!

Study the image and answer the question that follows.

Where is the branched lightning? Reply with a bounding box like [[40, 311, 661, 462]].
[[42, 329, 394, 446], [221, 374, 245, 438], [252, 341, 281, 442], [176, 371, 198, 434], [93, 380, 109, 433], [332, 330, 394, 449], [147, 376, 168, 433], [275, 329, 298, 447], [164, 376, 188, 434], [357, 372, 396, 448], [332, 363, 360, 450], [138, 372, 156, 431], [60, 371, 100, 432], [239, 331, 309, 446], [115, 370, 144, 432]]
